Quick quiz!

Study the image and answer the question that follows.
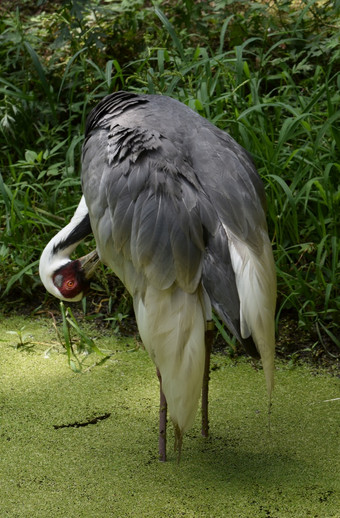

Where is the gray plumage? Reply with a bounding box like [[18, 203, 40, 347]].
[[82, 92, 275, 363]]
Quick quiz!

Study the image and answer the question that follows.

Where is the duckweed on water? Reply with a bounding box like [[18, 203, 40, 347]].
[[0, 316, 339, 517]]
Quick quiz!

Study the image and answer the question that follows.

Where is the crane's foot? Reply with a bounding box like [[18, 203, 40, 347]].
[[157, 368, 167, 462], [202, 321, 214, 438]]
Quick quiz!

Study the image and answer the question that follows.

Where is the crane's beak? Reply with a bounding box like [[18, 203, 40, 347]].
[[79, 249, 101, 279]]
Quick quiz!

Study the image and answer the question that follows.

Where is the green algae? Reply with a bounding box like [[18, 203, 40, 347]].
[[0, 315, 339, 517]]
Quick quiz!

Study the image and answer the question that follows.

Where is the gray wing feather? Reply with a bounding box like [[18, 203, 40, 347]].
[[131, 191, 175, 289], [202, 228, 242, 340], [83, 121, 205, 293]]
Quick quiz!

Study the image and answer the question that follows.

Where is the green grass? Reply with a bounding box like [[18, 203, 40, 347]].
[[0, 315, 339, 517], [0, 0, 339, 353]]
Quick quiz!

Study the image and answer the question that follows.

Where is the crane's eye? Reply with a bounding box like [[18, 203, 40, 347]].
[[66, 280, 75, 289]]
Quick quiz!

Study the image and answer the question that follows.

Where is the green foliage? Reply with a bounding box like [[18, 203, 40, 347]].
[[6, 325, 36, 350], [58, 301, 113, 372], [0, 0, 339, 352]]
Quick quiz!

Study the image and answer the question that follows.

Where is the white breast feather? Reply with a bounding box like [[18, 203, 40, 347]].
[[134, 284, 206, 434]]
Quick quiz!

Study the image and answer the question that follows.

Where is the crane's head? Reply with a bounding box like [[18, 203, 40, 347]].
[[39, 249, 100, 302], [39, 196, 99, 302]]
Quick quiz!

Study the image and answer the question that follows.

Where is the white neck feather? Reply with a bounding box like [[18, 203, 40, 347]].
[[39, 196, 88, 298]]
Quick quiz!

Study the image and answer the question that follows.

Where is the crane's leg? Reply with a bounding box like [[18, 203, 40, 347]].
[[157, 368, 167, 462], [202, 320, 214, 438]]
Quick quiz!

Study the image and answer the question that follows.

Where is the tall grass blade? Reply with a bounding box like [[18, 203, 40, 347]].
[[155, 7, 185, 60], [24, 42, 56, 121]]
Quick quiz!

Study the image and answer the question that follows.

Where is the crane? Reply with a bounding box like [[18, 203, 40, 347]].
[[39, 91, 276, 461]]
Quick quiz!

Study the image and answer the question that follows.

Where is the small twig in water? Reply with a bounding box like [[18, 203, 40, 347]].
[[53, 413, 111, 429]]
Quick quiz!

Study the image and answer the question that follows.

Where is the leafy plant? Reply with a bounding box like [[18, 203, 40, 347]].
[[6, 326, 34, 350], [57, 301, 113, 372]]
